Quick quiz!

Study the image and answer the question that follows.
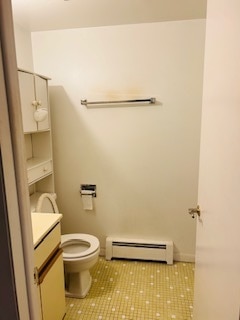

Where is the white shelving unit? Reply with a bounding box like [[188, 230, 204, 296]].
[[18, 69, 66, 320], [18, 69, 54, 208]]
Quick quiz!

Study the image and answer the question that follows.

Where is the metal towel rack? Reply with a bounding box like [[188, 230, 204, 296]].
[[81, 97, 156, 106]]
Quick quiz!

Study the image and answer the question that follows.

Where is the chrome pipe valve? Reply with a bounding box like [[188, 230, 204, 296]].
[[188, 205, 201, 218]]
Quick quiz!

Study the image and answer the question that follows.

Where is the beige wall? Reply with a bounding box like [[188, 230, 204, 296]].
[[17, 20, 205, 261], [14, 23, 34, 72]]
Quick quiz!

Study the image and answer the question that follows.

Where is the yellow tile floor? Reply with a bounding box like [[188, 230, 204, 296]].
[[64, 258, 194, 320]]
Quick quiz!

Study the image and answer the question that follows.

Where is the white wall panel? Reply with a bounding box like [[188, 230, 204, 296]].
[[31, 20, 205, 260]]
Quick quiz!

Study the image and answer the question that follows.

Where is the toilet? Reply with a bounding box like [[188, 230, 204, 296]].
[[35, 192, 100, 298]]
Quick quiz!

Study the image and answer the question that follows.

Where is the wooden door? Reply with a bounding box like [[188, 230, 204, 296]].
[[193, 0, 240, 319]]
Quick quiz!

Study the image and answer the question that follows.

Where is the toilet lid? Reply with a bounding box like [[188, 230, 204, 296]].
[[61, 234, 99, 259]]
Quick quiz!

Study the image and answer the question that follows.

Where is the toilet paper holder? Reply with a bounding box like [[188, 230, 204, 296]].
[[80, 184, 96, 197]]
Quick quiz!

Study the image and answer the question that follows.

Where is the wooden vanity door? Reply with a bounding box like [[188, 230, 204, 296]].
[[39, 251, 65, 320]]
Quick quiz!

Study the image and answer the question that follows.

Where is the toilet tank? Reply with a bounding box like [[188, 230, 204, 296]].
[[30, 192, 57, 213]]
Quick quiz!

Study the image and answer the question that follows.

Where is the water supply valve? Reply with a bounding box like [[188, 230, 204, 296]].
[[188, 205, 201, 218]]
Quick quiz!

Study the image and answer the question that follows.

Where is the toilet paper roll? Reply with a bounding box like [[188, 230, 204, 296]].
[[81, 190, 94, 210], [82, 195, 93, 210]]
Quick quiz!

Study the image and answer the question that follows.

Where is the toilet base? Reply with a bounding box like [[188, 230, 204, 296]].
[[65, 270, 92, 299]]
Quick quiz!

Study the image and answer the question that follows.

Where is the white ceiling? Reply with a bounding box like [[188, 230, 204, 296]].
[[11, 0, 207, 32]]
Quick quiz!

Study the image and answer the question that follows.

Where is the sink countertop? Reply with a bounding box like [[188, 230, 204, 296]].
[[31, 212, 63, 248]]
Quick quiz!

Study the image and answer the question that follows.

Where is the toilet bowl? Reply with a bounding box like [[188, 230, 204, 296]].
[[35, 193, 100, 298]]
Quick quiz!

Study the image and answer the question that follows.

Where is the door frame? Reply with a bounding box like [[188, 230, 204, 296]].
[[0, 0, 39, 319]]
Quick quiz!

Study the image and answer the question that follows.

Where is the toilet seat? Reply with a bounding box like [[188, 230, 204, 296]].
[[61, 234, 99, 259]]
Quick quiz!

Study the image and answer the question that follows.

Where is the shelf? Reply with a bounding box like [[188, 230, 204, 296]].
[[27, 158, 53, 185]]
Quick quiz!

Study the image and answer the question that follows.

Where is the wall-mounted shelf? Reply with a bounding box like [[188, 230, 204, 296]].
[[81, 97, 156, 106]]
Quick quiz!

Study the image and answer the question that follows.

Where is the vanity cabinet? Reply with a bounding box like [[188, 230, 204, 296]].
[[18, 70, 54, 202], [32, 214, 65, 320]]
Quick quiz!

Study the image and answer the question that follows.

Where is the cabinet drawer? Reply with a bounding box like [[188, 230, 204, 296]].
[[27, 160, 52, 184], [34, 223, 61, 270]]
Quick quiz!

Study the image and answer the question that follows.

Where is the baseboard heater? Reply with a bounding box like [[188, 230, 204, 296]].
[[106, 237, 173, 265]]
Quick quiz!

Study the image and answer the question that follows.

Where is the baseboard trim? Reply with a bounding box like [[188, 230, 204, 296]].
[[99, 248, 195, 263], [173, 253, 195, 263], [99, 247, 105, 257]]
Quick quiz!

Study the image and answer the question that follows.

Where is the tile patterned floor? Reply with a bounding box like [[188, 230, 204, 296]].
[[64, 258, 194, 320]]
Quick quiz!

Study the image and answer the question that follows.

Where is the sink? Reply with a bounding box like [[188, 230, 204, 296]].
[[31, 212, 62, 247]]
